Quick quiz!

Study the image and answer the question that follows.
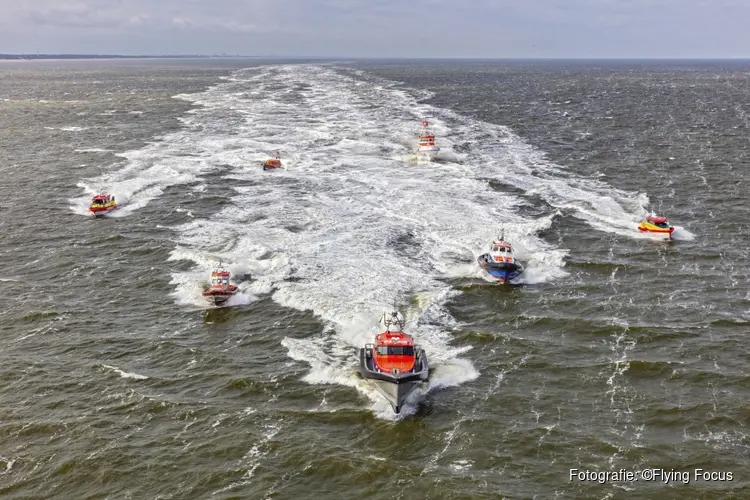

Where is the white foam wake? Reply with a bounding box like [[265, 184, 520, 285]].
[[162, 64, 571, 416], [98, 363, 148, 380], [68, 68, 273, 217], [126, 63, 676, 414]]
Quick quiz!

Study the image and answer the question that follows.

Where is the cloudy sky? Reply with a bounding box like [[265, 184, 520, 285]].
[[0, 0, 748, 57]]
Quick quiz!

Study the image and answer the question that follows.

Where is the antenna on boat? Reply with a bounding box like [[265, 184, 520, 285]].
[[383, 301, 405, 332]]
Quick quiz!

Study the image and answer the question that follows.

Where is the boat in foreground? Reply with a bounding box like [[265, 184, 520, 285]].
[[89, 194, 117, 217], [477, 232, 524, 284], [359, 309, 428, 414], [263, 151, 283, 171], [638, 215, 674, 239], [201, 263, 239, 306], [416, 120, 440, 160]]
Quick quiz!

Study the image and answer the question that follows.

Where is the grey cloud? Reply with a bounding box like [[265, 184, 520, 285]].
[[24, 4, 148, 29], [0, 0, 749, 57]]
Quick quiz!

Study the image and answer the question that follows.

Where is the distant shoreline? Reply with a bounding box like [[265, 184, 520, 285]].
[[0, 54, 261, 61]]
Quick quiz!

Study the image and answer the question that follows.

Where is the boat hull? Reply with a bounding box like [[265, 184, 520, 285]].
[[417, 146, 440, 160], [202, 289, 237, 306], [263, 160, 282, 170], [477, 254, 523, 284], [89, 206, 117, 218], [359, 348, 428, 413], [638, 222, 674, 239]]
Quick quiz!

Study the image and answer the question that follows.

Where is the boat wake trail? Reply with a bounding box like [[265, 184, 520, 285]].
[[154, 63, 669, 415], [68, 70, 274, 218], [390, 93, 688, 241]]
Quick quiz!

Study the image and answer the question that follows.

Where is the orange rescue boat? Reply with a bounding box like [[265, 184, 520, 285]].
[[359, 309, 428, 413], [89, 193, 117, 217], [201, 263, 239, 306], [638, 215, 675, 239], [262, 151, 283, 171]]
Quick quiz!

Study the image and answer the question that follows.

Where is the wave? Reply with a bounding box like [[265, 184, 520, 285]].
[[97, 363, 149, 380]]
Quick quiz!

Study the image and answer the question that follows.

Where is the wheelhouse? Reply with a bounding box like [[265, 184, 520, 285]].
[[491, 241, 512, 253], [91, 194, 113, 205], [376, 345, 415, 356], [210, 271, 230, 287]]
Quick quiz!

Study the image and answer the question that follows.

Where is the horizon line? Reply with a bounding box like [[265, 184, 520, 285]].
[[2, 53, 750, 61]]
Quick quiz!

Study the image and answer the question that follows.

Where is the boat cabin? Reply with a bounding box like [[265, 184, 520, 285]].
[[210, 270, 231, 287], [491, 240, 512, 251], [375, 331, 414, 349], [375, 345, 414, 355], [419, 120, 436, 146], [489, 240, 514, 263], [419, 136, 436, 147], [91, 194, 114, 206], [646, 215, 670, 228], [372, 331, 417, 373]]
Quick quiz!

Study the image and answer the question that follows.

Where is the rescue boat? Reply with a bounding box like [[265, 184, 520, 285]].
[[416, 120, 440, 160], [262, 151, 283, 171], [201, 263, 239, 306], [477, 232, 524, 284], [638, 215, 675, 239], [88, 193, 117, 217], [359, 309, 429, 414]]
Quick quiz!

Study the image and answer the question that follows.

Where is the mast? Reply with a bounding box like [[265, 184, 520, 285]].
[[383, 308, 405, 332]]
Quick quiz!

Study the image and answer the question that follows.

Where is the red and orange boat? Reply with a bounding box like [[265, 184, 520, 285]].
[[88, 193, 117, 217], [262, 151, 283, 171], [638, 215, 675, 239], [416, 120, 440, 160], [359, 309, 429, 413], [201, 263, 239, 306]]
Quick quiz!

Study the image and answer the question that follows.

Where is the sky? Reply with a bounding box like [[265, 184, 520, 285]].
[[0, 0, 748, 58]]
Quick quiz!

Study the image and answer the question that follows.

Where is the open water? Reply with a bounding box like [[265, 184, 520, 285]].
[[1, 58, 748, 499]]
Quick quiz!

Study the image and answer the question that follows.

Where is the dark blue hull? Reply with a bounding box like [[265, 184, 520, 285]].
[[478, 254, 524, 284]]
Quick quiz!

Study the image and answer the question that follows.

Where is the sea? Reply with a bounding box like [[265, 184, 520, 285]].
[[1, 57, 748, 499]]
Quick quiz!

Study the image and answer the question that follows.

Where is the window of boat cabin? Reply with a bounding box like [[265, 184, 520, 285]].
[[377, 346, 414, 355]]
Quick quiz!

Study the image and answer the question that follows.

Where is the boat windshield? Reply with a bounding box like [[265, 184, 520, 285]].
[[222, 278, 228, 284], [376, 346, 414, 356], [654, 222, 670, 228]]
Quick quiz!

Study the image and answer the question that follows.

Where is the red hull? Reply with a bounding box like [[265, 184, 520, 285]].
[[202, 285, 238, 305]]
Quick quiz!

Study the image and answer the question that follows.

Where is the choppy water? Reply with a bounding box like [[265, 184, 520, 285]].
[[1, 58, 749, 499]]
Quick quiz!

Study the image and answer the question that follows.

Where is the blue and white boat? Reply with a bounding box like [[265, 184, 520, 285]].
[[477, 232, 524, 284]]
